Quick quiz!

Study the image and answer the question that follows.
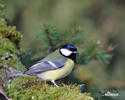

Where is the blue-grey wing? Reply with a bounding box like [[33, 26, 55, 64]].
[[24, 59, 67, 76]]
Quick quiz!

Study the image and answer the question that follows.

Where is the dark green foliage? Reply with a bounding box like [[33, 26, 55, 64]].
[[26, 24, 113, 65], [77, 42, 113, 64], [37, 24, 85, 51]]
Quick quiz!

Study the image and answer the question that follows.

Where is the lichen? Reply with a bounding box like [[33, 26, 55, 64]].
[[5, 75, 94, 100]]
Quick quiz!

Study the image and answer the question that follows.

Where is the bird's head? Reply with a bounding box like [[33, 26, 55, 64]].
[[59, 44, 79, 61]]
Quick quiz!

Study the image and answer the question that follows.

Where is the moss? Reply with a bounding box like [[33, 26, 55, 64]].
[[0, 27, 25, 71], [0, 26, 23, 45], [5, 75, 94, 100], [0, 4, 7, 28], [0, 3, 25, 72], [0, 16, 6, 27], [0, 37, 25, 71]]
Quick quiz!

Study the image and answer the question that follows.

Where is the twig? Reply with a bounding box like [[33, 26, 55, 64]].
[[56, 29, 79, 47], [62, 30, 79, 43], [0, 80, 12, 100], [3, 64, 9, 81], [108, 81, 125, 88], [44, 29, 55, 51]]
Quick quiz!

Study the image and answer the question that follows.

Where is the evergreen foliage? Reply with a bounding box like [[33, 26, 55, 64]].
[[22, 24, 113, 65]]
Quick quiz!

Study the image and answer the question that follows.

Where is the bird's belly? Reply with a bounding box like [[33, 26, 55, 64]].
[[37, 59, 74, 81]]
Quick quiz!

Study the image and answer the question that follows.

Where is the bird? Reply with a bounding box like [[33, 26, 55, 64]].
[[8, 44, 79, 87]]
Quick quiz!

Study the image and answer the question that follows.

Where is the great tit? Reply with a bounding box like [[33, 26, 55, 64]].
[[9, 44, 79, 87]]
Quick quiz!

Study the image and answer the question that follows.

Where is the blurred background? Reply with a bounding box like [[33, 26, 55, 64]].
[[3, 0, 125, 99]]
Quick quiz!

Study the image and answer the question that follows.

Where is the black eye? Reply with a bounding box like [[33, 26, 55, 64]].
[[61, 44, 77, 52], [69, 48, 77, 51]]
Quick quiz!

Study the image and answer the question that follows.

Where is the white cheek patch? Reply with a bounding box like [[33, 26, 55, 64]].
[[60, 49, 72, 56]]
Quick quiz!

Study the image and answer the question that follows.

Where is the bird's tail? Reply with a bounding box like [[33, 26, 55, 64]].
[[8, 72, 24, 77]]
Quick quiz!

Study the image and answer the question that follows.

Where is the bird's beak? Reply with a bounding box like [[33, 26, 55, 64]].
[[73, 51, 79, 54]]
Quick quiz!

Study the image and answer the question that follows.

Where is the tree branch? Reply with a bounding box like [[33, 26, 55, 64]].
[[44, 29, 55, 51], [56, 29, 79, 47]]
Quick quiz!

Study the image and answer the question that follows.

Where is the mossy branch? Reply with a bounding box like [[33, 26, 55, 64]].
[[5, 76, 94, 100]]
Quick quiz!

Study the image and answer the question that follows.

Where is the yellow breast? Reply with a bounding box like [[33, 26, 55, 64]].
[[37, 59, 74, 81]]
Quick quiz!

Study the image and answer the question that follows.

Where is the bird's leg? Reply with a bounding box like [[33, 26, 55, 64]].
[[51, 80, 59, 87]]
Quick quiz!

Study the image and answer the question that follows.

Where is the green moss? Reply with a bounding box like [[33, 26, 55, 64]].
[[0, 37, 25, 71], [0, 4, 7, 28], [0, 3, 25, 71], [6, 76, 94, 100], [0, 16, 6, 27], [0, 26, 23, 45]]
